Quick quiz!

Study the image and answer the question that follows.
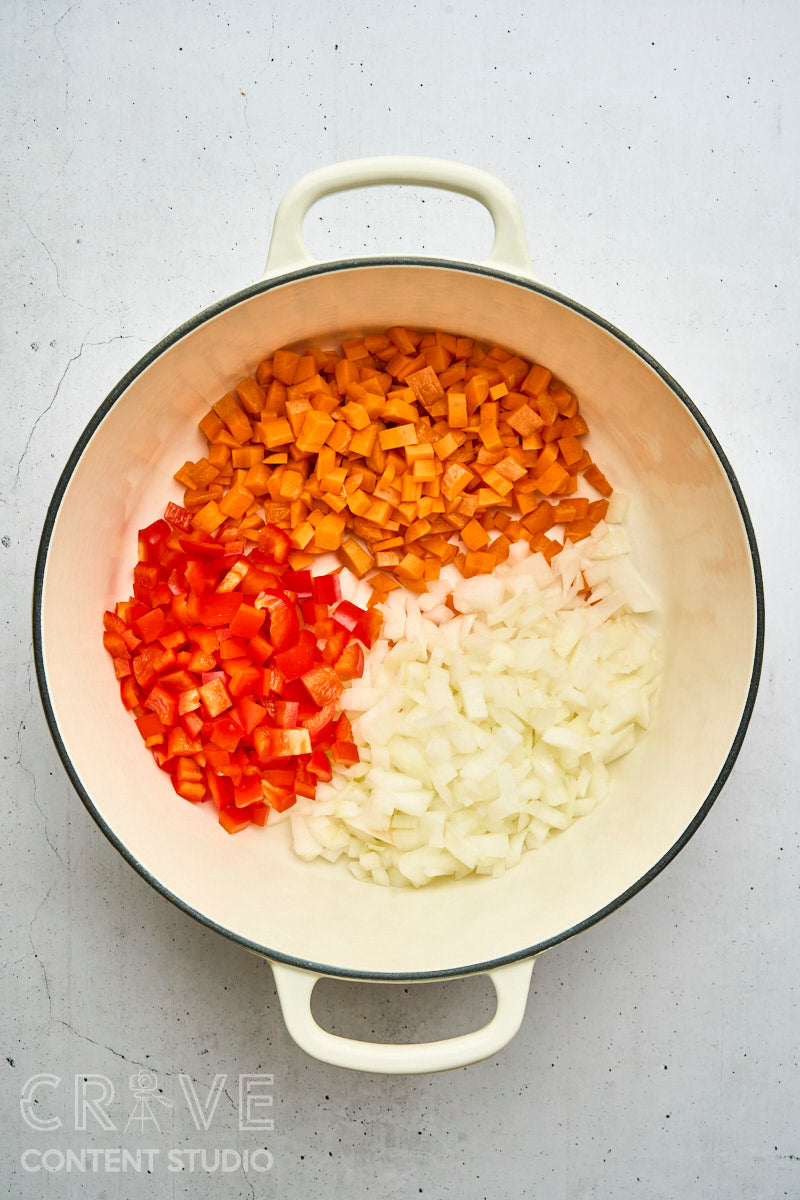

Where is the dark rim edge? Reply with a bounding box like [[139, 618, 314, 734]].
[[32, 256, 765, 983]]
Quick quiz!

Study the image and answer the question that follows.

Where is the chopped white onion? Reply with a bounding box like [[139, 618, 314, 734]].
[[291, 521, 661, 887]]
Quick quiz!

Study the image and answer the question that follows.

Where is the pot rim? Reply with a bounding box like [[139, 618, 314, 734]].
[[32, 255, 765, 982]]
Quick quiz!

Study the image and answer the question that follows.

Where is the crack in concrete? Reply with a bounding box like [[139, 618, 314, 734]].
[[14, 332, 152, 487]]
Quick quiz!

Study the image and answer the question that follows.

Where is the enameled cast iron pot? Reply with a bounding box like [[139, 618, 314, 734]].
[[33, 158, 764, 1073]]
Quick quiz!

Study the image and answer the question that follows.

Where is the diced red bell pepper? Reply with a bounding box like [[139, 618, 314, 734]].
[[282, 569, 313, 598], [103, 631, 130, 658], [293, 764, 317, 799], [178, 534, 226, 559], [173, 779, 207, 803], [132, 643, 165, 689], [113, 656, 132, 679], [166, 727, 202, 758], [206, 769, 234, 810], [241, 566, 283, 595], [209, 715, 245, 753], [331, 740, 360, 766], [234, 774, 263, 808], [138, 519, 171, 563], [180, 710, 204, 738], [301, 664, 344, 707], [184, 559, 214, 596], [164, 501, 194, 531], [228, 602, 266, 640], [304, 702, 337, 745], [160, 668, 196, 693], [200, 594, 243, 628], [334, 642, 364, 681], [247, 801, 270, 826], [354, 607, 383, 649], [218, 635, 248, 661], [246, 633, 273, 665], [265, 786, 296, 813], [187, 648, 217, 673], [199, 677, 232, 718], [145, 683, 179, 727], [237, 696, 267, 735], [256, 524, 291, 565], [270, 728, 313, 757], [274, 629, 317, 682], [175, 755, 204, 783], [308, 750, 333, 781], [257, 592, 300, 651], [218, 807, 252, 834], [272, 699, 300, 728], [312, 573, 342, 606], [135, 712, 165, 747], [120, 677, 141, 710], [135, 607, 166, 644], [228, 665, 263, 699], [321, 628, 349, 666], [331, 599, 366, 634]]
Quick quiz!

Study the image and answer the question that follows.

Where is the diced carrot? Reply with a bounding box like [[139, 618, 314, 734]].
[[584, 464, 613, 496]]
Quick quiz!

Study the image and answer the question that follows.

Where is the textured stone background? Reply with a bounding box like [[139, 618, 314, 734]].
[[1, 1, 797, 1196]]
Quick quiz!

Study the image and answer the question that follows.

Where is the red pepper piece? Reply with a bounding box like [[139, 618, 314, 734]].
[[228, 602, 266, 640], [270, 699, 300, 727], [135, 712, 165, 747], [199, 677, 232, 718], [135, 608, 167, 643], [237, 697, 267, 736], [218, 808, 252, 834], [145, 683, 179, 727], [257, 592, 300, 651], [113, 656, 132, 679], [274, 629, 317, 682], [303, 702, 337, 745], [334, 642, 364, 681], [301, 664, 344, 707], [272, 728, 312, 757], [293, 764, 317, 799], [312, 573, 342, 606], [173, 779, 207, 803], [206, 770, 234, 810], [178, 534, 226, 559], [354, 607, 383, 648], [246, 633, 273, 665], [234, 774, 263, 808], [264, 785, 296, 813], [166, 727, 203, 758], [247, 801, 270, 826], [164, 501, 194, 531], [331, 599, 366, 634], [132, 643, 165, 689], [138, 519, 171, 563], [180, 711, 204, 738], [256, 524, 291, 565], [120, 677, 141, 710], [282, 569, 314, 598], [209, 716, 245, 753], [308, 750, 333, 781], [218, 635, 248, 661], [331, 741, 360, 766], [199, 594, 242, 628], [321, 628, 349, 666], [103, 631, 130, 658], [228, 666, 263, 699]]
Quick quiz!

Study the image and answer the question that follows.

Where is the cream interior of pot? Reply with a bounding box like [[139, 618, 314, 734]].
[[38, 263, 759, 977]]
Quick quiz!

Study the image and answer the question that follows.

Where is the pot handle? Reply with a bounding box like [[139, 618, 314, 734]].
[[269, 957, 534, 1074], [263, 156, 533, 279]]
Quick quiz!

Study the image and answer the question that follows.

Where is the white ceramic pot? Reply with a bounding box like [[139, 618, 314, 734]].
[[34, 158, 763, 1074]]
